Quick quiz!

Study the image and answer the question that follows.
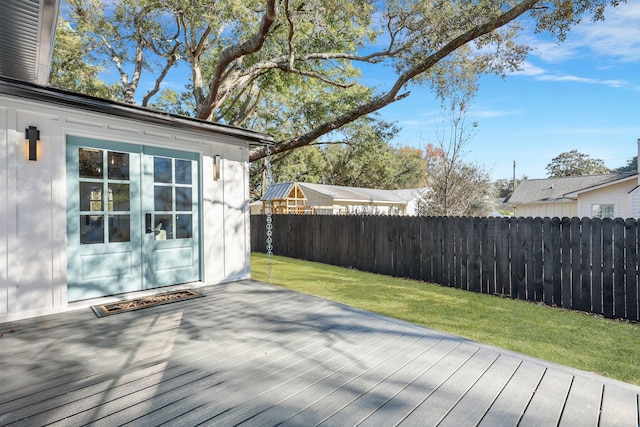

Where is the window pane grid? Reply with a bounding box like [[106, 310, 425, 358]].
[[152, 157, 194, 240], [79, 148, 131, 244]]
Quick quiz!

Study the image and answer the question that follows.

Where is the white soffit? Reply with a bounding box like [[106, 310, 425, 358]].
[[0, 0, 59, 85]]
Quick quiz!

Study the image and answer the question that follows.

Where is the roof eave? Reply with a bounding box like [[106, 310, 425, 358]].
[[37, 0, 60, 85], [563, 174, 639, 198], [0, 77, 274, 146]]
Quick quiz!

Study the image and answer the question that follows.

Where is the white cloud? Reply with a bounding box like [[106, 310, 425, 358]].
[[528, 2, 640, 64], [535, 74, 626, 87], [511, 61, 546, 76], [509, 61, 628, 88], [470, 109, 520, 119], [571, 2, 640, 62]]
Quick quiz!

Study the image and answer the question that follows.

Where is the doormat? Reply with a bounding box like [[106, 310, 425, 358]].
[[91, 289, 203, 318]]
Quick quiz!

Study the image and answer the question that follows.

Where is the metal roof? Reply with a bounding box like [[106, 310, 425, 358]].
[[509, 173, 637, 204], [261, 182, 302, 201], [298, 182, 409, 204], [0, 0, 59, 85]]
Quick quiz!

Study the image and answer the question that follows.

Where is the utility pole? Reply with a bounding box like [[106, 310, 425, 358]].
[[512, 160, 516, 194]]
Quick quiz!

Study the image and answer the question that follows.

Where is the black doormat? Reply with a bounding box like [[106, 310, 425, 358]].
[[91, 289, 203, 318]]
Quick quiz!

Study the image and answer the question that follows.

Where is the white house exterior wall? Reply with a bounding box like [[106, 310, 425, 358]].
[[576, 180, 636, 218], [630, 186, 640, 218], [513, 202, 577, 218], [0, 93, 252, 322]]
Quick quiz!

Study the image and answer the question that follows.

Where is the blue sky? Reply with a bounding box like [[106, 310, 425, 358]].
[[376, 1, 640, 181]]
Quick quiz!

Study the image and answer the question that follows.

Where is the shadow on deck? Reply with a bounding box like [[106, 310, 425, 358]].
[[0, 279, 638, 426]]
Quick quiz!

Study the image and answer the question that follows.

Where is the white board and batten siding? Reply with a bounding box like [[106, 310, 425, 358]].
[[0, 88, 261, 322]]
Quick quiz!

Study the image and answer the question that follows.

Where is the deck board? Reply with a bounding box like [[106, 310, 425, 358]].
[[518, 369, 573, 426], [559, 376, 603, 427], [0, 279, 638, 427]]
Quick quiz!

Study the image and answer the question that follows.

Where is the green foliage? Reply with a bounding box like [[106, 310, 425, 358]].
[[322, 119, 426, 189], [148, 89, 196, 117], [545, 149, 611, 177], [250, 118, 426, 199], [614, 155, 638, 173], [49, 18, 119, 100], [252, 253, 640, 385], [420, 161, 495, 216], [494, 175, 528, 198]]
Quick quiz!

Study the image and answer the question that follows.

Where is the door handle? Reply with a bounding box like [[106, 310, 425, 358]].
[[145, 213, 153, 233]]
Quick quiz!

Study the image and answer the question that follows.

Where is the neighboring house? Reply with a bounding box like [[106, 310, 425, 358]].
[[257, 182, 426, 215], [260, 182, 313, 214], [509, 171, 640, 218], [0, 1, 273, 322]]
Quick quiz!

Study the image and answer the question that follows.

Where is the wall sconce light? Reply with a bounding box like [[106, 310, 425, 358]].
[[25, 126, 40, 161], [213, 155, 221, 181]]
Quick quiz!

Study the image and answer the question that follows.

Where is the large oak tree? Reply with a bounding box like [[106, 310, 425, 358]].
[[55, 0, 623, 163]]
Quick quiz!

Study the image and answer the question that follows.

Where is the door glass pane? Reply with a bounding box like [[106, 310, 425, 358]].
[[80, 215, 104, 244], [176, 215, 192, 239], [154, 186, 173, 211], [176, 187, 192, 211], [109, 184, 130, 211], [154, 214, 173, 240], [175, 160, 192, 184], [109, 215, 130, 242], [108, 152, 130, 180], [80, 183, 103, 211], [154, 157, 172, 183], [79, 148, 103, 178]]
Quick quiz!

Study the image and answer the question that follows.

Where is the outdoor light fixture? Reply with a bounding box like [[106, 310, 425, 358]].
[[213, 155, 221, 181], [25, 126, 40, 161]]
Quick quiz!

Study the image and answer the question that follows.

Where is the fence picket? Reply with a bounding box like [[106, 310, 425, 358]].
[[484, 218, 496, 295], [613, 218, 626, 318], [580, 217, 592, 312], [625, 218, 638, 321], [531, 217, 543, 302], [570, 217, 582, 310], [512, 218, 526, 300], [495, 218, 510, 296], [591, 218, 603, 315], [542, 217, 554, 305]]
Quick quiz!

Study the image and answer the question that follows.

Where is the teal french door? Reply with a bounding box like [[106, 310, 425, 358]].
[[66, 136, 200, 301]]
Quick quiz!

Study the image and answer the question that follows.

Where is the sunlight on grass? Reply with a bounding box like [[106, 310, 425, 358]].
[[251, 252, 640, 385]]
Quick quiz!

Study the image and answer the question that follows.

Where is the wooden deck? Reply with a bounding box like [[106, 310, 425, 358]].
[[0, 279, 638, 426]]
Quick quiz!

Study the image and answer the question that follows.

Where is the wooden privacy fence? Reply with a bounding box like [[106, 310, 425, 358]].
[[251, 215, 640, 322]]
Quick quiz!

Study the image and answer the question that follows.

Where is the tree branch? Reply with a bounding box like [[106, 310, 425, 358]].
[[197, 0, 278, 120], [249, 0, 542, 161]]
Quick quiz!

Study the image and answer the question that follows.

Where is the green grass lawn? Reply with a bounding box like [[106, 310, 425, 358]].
[[251, 252, 640, 386]]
